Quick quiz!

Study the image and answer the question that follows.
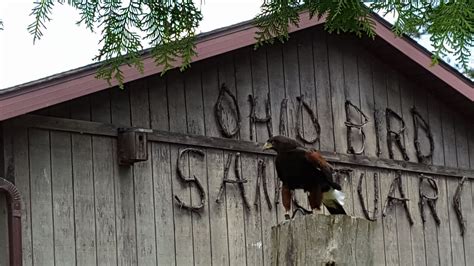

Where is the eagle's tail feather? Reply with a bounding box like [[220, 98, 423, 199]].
[[322, 189, 347, 215], [325, 203, 346, 215]]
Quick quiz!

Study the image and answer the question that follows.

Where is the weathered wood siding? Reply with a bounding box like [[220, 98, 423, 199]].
[[2, 26, 474, 266]]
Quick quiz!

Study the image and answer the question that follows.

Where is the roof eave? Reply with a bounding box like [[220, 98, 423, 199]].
[[0, 12, 472, 122]]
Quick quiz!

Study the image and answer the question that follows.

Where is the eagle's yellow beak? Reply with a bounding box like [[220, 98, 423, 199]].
[[263, 142, 273, 150]]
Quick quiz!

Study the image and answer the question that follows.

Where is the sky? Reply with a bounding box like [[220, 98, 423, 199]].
[[0, 0, 472, 90], [0, 0, 262, 89]]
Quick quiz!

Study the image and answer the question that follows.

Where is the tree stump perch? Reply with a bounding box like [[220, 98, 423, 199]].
[[271, 214, 375, 265]]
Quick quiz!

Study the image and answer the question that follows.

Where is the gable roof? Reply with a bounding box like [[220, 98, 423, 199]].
[[0, 12, 472, 122]]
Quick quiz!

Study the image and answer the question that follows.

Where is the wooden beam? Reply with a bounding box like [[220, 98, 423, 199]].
[[13, 114, 474, 179]]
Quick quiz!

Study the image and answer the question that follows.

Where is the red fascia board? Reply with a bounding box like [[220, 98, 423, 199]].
[[372, 19, 474, 101], [0, 12, 472, 121]]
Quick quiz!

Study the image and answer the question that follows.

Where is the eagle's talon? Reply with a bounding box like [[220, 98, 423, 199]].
[[291, 207, 313, 218]]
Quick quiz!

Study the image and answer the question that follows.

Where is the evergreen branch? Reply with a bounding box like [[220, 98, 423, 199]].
[[75, 0, 100, 31], [427, 0, 473, 71], [28, 0, 56, 43], [24, 0, 472, 86]]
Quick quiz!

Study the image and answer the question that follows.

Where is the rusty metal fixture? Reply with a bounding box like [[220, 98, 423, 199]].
[[0, 177, 22, 266], [345, 100, 369, 155]]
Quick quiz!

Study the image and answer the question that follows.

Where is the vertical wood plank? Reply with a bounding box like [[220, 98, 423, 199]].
[[129, 80, 157, 265], [327, 33, 346, 155], [242, 155, 264, 266], [149, 74, 176, 266], [380, 170, 400, 266], [413, 82, 438, 266], [12, 125, 33, 266], [282, 36, 301, 140], [90, 91, 118, 266], [218, 54, 247, 266], [236, 48, 264, 266], [283, 35, 308, 211], [296, 31, 319, 150], [110, 89, 137, 265], [185, 67, 213, 266], [341, 39, 361, 218], [312, 28, 334, 152], [426, 93, 451, 266], [469, 122, 474, 266], [357, 52, 377, 157], [0, 194, 9, 266], [70, 97, 97, 266], [453, 114, 472, 266], [202, 58, 230, 266], [50, 131, 76, 266], [407, 172, 427, 266], [234, 48, 252, 142], [441, 105, 465, 266], [250, 46, 278, 265], [167, 70, 194, 266], [365, 168, 386, 265], [266, 43, 287, 223], [399, 77, 417, 163], [371, 58, 389, 159], [1, 124, 11, 266], [386, 70, 413, 266], [28, 128, 55, 266], [400, 77, 425, 266]]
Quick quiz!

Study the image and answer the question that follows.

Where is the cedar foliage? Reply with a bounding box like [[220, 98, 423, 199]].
[[23, 0, 474, 86]]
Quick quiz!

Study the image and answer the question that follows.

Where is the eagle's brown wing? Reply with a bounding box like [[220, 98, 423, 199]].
[[304, 150, 339, 188]]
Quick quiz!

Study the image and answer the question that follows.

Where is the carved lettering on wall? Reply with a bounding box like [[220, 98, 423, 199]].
[[358, 172, 379, 221], [453, 176, 468, 236], [374, 109, 384, 157], [254, 159, 272, 210], [248, 94, 273, 141], [175, 148, 206, 212], [168, 147, 471, 232], [386, 108, 410, 161], [216, 152, 251, 210], [411, 107, 434, 164], [215, 83, 241, 138], [382, 171, 414, 225], [345, 100, 369, 155], [418, 174, 440, 225], [279, 98, 288, 136], [295, 95, 320, 144]]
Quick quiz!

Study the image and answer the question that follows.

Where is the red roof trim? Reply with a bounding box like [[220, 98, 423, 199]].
[[0, 12, 472, 121], [372, 18, 474, 101]]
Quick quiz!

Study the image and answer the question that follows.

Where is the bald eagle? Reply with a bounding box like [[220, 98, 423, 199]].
[[263, 136, 346, 219]]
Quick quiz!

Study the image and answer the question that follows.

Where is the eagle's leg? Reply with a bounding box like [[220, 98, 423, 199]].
[[308, 185, 323, 215], [282, 184, 292, 220]]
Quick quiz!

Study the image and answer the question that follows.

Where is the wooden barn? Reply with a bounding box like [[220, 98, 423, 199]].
[[1, 12, 473, 266]]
